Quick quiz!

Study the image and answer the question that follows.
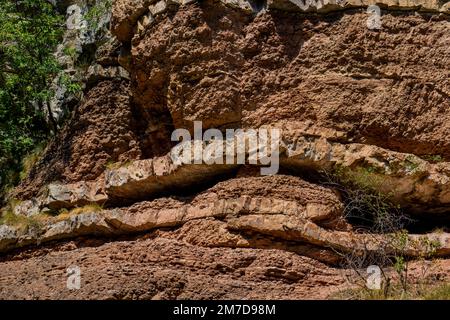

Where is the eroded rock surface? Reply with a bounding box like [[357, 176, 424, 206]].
[[14, 80, 142, 200], [2, 176, 450, 267], [2, 0, 450, 300], [18, 134, 450, 215], [0, 237, 349, 299], [124, 2, 450, 158]]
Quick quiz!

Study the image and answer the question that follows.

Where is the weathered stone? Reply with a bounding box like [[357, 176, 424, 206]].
[[85, 64, 130, 87], [43, 181, 107, 210], [112, 0, 450, 42], [111, 0, 158, 42], [0, 174, 345, 253], [95, 37, 121, 66], [0, 237, 355, 299], [267, 0, 450, 12], [49, 1, 113, 125], [103, 132, 450, 214], [42, 212, 114, 242], [282, 134, 450, 214], [226, 214, 450, 257], [3, 0, 450, 300], [0, 225, 19, 252], [220, 0, 262, 13], [12, 199, 42, 217], [2, 174, 450, 260], [149, 0, 168, 15], [2, 197, 449, 260], [17, 129, 450, 215], [14, 80, 143, 201], [105, 153, 238, 201], [5, 0, 450, 298]]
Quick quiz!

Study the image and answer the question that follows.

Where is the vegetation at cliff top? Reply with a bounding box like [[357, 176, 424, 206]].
[[0, 0, 64, 201]]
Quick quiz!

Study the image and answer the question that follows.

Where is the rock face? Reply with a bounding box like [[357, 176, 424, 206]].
[[50, 0, 116, 124], [268, 0, 449, 12], [1, 0, 450, 299], [2, 175, 450, 262], [127, 2, 450, 158], [0, 237, 349, 299], [15, 134, 450, 214], [0, 230, 448, 299], [14, 80, 142, 200]]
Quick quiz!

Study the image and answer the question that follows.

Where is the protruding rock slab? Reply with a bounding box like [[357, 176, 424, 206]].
[[227, 214, 450, 257], [44, 181, 108, 210], [13, 132, 450, 216], [191, 175, 344, 222], [12, 180, 107, 216], [0, 225, 19, 252], [105, 154, 238, 201], [104, 134, 450, 214], [283, 135, 450, 214], [1, 174, 345, 256]]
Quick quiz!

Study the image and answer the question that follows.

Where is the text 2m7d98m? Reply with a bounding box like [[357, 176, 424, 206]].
[[217, 304, 276, 315]]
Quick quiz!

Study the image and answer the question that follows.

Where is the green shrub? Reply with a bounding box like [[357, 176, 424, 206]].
[[84, 0, 112, 30]]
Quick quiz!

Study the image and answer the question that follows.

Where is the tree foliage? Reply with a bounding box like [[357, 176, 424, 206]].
[[0, 0, 63, 195]]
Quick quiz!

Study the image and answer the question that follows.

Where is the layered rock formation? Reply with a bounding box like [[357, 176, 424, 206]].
[[0, 0, 449, 299]]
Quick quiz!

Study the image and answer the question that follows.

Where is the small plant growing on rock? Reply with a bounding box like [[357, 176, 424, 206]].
[[422, 154, 444, 163], [0, 206, 46, 233], [59, 73, 82, 96], [69, 203, 103, 215], [0, 209, 28, 229], [320, 166, 410, 234], [391, 230, 410, 293], [84, 0, 112, 31], [19, 144, 45, 181], [105, 160, 132, 170], [403, 155, 420, 173], [333, 229, 443, 300], [320, 167, 443, 299], [55, 203, 103, 221], [63, 45, 78, 60]]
